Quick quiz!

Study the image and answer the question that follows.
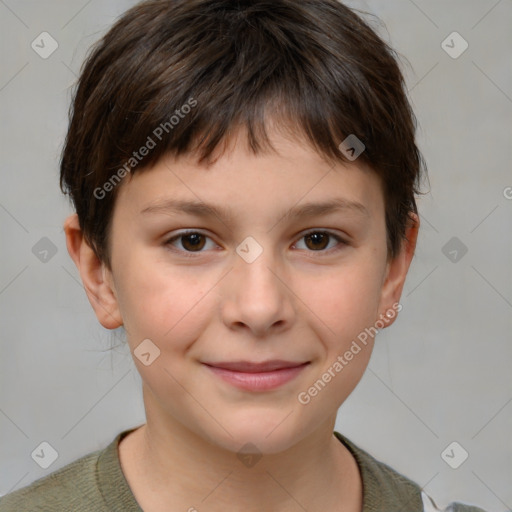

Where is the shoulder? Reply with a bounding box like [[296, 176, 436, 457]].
[[334, 430, 424, 509], [421, 492, 489, 512], [333, 431, 489, 512], [0, 445, 105, 512]]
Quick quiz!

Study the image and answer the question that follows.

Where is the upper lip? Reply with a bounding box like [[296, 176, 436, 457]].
[[203, 360, 309, 373]]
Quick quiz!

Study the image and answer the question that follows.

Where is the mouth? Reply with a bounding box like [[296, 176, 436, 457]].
[[202, 360, 310, 391]]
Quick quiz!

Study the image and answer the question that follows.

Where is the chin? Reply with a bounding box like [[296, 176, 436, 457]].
[[205, 412, 307, 456]]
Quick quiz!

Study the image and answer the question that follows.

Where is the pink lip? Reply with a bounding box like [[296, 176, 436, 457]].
[[202, 361, 310, 391]]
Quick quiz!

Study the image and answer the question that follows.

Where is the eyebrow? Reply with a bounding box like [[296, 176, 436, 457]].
[[140, 197, 369, 224]]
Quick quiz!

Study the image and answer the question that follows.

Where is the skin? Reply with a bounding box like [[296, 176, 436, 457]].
[[64, 124, 418, 512]]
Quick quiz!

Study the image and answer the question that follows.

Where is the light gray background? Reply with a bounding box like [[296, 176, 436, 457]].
[[1, 0, 511, 510]]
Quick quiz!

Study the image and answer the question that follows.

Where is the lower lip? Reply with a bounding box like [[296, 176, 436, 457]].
[[204, 363, 309, 391]]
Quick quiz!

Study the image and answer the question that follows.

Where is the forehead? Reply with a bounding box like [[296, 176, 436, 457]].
[[113, 126, 384, 227]]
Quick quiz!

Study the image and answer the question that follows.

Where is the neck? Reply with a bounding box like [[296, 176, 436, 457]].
[[119, 389, 362, 512]]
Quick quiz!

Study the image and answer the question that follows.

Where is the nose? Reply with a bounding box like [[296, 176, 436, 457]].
[[220, 243, 296, 338]]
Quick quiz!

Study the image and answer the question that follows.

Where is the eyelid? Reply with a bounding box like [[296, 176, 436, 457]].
[[164, 229, 220, 257], [299, 228, 348, 244], [293, 229, 348, 253], [164, 228, 348, 256]]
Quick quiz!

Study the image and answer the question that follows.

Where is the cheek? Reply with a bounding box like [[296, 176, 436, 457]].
[[116, 243, 385, 355], [115, 256, 217, 402], [115, 251, 214, 350], [300, 257, 384, 345], [293, 261, 383, 415]]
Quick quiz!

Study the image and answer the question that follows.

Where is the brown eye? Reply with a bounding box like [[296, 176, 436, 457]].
[[304, 232, 330, 251], [166, 231, 214, 254], [295, 230, 346, 253], [180, 233, 206, 251]]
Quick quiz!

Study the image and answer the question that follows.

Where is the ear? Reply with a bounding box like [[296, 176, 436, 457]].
[[63, 213, 123, 329], [377, 213, 419, 327]]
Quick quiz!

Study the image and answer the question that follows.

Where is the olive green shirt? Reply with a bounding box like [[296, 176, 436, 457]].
[[0, 429, 487, 511]]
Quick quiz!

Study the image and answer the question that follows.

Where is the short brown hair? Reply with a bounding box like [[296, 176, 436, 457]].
[[60, 0, 426, 268]]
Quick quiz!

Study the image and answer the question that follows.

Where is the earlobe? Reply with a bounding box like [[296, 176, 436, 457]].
[[378, 213, 419, 327], [63, 213, 123, 330]]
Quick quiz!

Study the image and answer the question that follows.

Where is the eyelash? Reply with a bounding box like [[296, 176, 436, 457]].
[[164, 229, 348, 258]]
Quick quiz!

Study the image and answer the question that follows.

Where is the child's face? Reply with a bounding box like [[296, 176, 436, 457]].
[[74, 126, 415, 454]]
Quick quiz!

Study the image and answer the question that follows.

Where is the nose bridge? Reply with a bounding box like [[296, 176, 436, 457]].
[[234, 234, 283, 300], [220, 234, 294, 334]]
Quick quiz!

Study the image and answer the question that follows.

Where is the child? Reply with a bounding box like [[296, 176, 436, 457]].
[[0, 0, 488, 510]]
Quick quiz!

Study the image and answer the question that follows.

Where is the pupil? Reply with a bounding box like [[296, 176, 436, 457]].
[[184, 233, 204, 250], [307, 233, 328, 250]]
